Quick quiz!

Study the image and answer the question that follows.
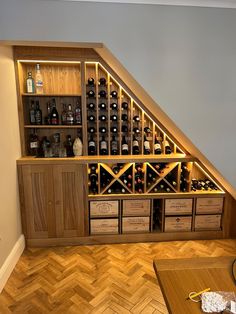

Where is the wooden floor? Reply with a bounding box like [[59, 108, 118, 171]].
[[1, 239, 236, 313]]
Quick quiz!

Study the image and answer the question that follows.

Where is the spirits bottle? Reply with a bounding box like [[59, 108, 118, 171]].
[[111, 135, 118, 155], [121, 135, 129, 155], [100, 136, 108, 155], [75, 102, 82, 125], [35, 63, 43, 94], [88, 135, 96, 155], [51, 133, 60, 157], [29, 100, 36, 124], [45, 102, 51, 125], [65, 135, 74, 157], [35, 101, 42, 125], [26, 72, 35, 93], [144, 135, 151, 154], [50, 99, 59, 125], [61, 104, 67, 125], [29, 132, 39, 156], [66, 104, 74, 125], [132, 136, 140, 155], [154, 135, 162, 155]]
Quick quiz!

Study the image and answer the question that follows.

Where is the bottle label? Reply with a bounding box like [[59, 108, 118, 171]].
[[144, 141, 150, 149], [101, 141, 107, 150], [133, 140, 139, 147], [154, 143, 161, 150], [122, 144, 128, 151], [27, 80, 33, 93], [111, 142, 118, 150], [89, 141, 95, 147], [165, 140, 170, 147], [36, 80, 43, 87], [30, 141, 38, 148]]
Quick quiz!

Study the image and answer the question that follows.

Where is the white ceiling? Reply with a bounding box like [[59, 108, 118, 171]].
[[57, 0, 236, 8]]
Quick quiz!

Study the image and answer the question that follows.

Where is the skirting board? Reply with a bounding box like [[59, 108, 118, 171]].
[[0, 234, 25, 293]]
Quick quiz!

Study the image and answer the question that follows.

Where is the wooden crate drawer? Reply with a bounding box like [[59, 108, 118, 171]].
[[165, 216, 192, 232], [165, 199, 193, 215], [196, 198, 224, 214], [90, 200, 119, 217], [123, 199, 151, 216], [122, 217, 150, 233], [194, 215, 222, 230], [90, 219, 119, 234]]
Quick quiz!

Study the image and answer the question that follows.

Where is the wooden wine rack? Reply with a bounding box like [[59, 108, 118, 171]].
[[14, 45, 235, 247]]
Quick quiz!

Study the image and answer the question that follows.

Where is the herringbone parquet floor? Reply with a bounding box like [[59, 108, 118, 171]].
[[0, 239, 236, 313]]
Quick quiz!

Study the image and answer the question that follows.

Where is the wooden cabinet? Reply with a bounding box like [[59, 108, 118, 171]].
[[19, 164, 86, 240]]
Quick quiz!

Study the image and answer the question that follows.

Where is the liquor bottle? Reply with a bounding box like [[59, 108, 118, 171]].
[[121, 113, 128, 121], [110, 90, 118, 98], [164, 140, 172, 154], [100, 136, 108, 155], [75, 102, 82, 125], [87, 77, 95, 86], [111, 135, 118, 155], [87, 90, 95, 98], [99, 102, 106, 110], [110, 126, 118, 133], [144, 135, 151, 154], [122, 102, 128, 110], [110, 114, 118, 122], [61, 104, 67, 125], [121, 125, 128, 132], [144, 127, 151, 134], [50, 99, 59, 125], [88, 135, 96, 155], [99, 115, 106, 122], [87, 102, 96, 110], [99, 126, 107, 134], [29, 133, 39, 156], [133, 127, 140, 134], [88, 126, 96, 133], [35, 101, 42, 125], [133, 115, 140, 122], [99, 77, 106, 86], [66, 104, 74, 125], [99, 90, 106, 98], [45, 102, 51, 125], [132, 136, 140, 155], [29, 100, 36, 124], [87, 114, 96, 122], [51, 133, 60, 157], [110, 102, 118, 110], [35, 63, 43, 94], [41, 136, 51, 157], [26, 72, 35, 93], [154, 135, 162, 155], [121, 135, 129, 155], [65, 135, 74, 157]]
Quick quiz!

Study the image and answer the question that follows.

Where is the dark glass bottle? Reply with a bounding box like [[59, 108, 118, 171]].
[[66, 104, 74, 125], [88, 114, 96, 122], [50, 99, 59, 125], [132, 136, 140, 155], [88, 126, 96, 133], [121, 135, 129, 155], [122, 102, 128, 110], [99, 102, 106, 110], [164, 140, 172, 154], [99, 90, 106, 98], [112, 164, 120, 174], [75, 102, 82, 125], [99, 126, 107, 134], [121, 125, 128, 132], [110, 90, 118, 98], [110, 102, 118, 110], [99, 77, 106, 86], [110, 114, 118, 122], [110, 126, 118, 133], [87, 77, 95, 86], [65, 135, 74, 157], [87, 102, 96, 110], [144, 135, 151, 155], [35, 101, 42, 125], [121, 113, 128, 121], [88, 135, 96, 155], [29, 132, 39, 156], [61, 104, 67, 125], [29, 100, 36, 124], [100, 136, 108, 155], [133, 115, 140, 122], [133, 127, 140, 134], [99, 115, 107, 122], [87, 90, 95, 98], [111, 135, 118, 155], [154, 135, 162, 155], [144, 126, 151, 134]]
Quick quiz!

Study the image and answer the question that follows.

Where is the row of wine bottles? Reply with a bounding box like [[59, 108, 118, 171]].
[[28, 98, 82, 125]]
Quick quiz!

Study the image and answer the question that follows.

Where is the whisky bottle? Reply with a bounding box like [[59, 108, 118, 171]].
[[50, 99, 59, 125], [35, 63, 43, 94], [100, 136, 108, 155], [29, 100, 36, 124], [75, 102, 82, 125], [66, 104, 74, 125], [26, 72, 35, 93], [35, 101, 42, 125], [88, 135, 96, 155]]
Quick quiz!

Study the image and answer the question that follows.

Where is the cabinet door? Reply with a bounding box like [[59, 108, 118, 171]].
[[21, 165, 56, 239], [53, 164, 87, 237]]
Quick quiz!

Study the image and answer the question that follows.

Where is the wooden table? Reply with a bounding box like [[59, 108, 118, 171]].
[[153, 256, 236, 314]]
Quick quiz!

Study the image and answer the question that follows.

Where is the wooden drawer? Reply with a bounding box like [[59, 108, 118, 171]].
[[194, 214, 222, 231], [196, 198, 224, 214], [90, 218, 119, 234], [90, 200, 119, 217], [164, 216, 192, 232], [165, 199, 193, 215], [122, 217, 150, 233], [123, 199, 151, 216]]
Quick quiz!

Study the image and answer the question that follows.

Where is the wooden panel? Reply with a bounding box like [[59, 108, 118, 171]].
[[90, 200, 119, 217], [122, 217, 150, 233], [53, 164, 85, 237], [90, 219, 119, 235], [165, 198, 193, 215], [196, 197, 224, 214], [164, 216, 192, 232], [194, 214, 222, 231], [21, 165, 55, 238], [122, 199, 151, 216]]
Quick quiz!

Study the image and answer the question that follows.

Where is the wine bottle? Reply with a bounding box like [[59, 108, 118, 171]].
[[29, 132, 39, 156], [50, 99, 59, 125], [99, 126, 107, 134], [29, 100, 36, 124], [26, 72, 35, 93], [44, 102, 51, 125], [35, 63, 43, 94], [87, 102, 96, 110], [121, 135, 129, 155], [110, 90, 118, 98], [133, 127, 140, 134], [154, 135, 162, 155], [100, 136, 108, 155], [87, 77, 95, 86], [111, 135, 118, 155], [99, 115, 107, 122], [88, 135, 96, 155], [75, 102, 82, 125], [66, 104, 74, 125], [110, 114, 118, 122], [99, 102, 106, 110], [144, 126, 151, 134], [132, 136, 140, 155], [87, 90, 95, 98], [144, 135, 151, 154], [121, 113, 128, 121], [112, 164, 120, 174], [65, 135, 74, 157], [87, 114, 96, 122], [88, 126, 96, 133], [99, 77, 106, 86], [35, 101, 42, 125], [99, 90, 106, 98], [164, 140, 172, 154], [61, 104, 67, 125], [133, 115, 140, 122], [110, 126, 118, 133], [110, 102, 118, 110], [122, 102, 128, 110], [121, 125, 128, 132]]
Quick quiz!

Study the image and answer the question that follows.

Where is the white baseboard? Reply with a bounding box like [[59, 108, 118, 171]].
[[0, 234, 25, 293]]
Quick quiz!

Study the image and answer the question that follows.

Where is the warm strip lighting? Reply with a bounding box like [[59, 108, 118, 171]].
[[195, 162, 224, 192], [17, 60, 81, 64]]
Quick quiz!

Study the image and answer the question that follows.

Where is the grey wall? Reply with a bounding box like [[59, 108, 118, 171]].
[[0, 0, 236, 188]]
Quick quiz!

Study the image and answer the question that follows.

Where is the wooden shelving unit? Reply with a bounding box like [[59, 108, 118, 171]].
[[14, 45, 233, 247]]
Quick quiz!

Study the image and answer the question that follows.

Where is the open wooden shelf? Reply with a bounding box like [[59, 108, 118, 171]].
[[24, 125, 83, 129]]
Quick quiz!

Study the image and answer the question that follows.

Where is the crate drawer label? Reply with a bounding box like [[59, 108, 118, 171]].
[[122, 217, 150, 233], [90, 219, 119, 234], [123, 199, 151, 216], [195, 215, 222, 230], [90, 201, 119, 217], [165, 216, 192, 232], [165, 199, 193, 215], [196, 198, 223, 214]]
